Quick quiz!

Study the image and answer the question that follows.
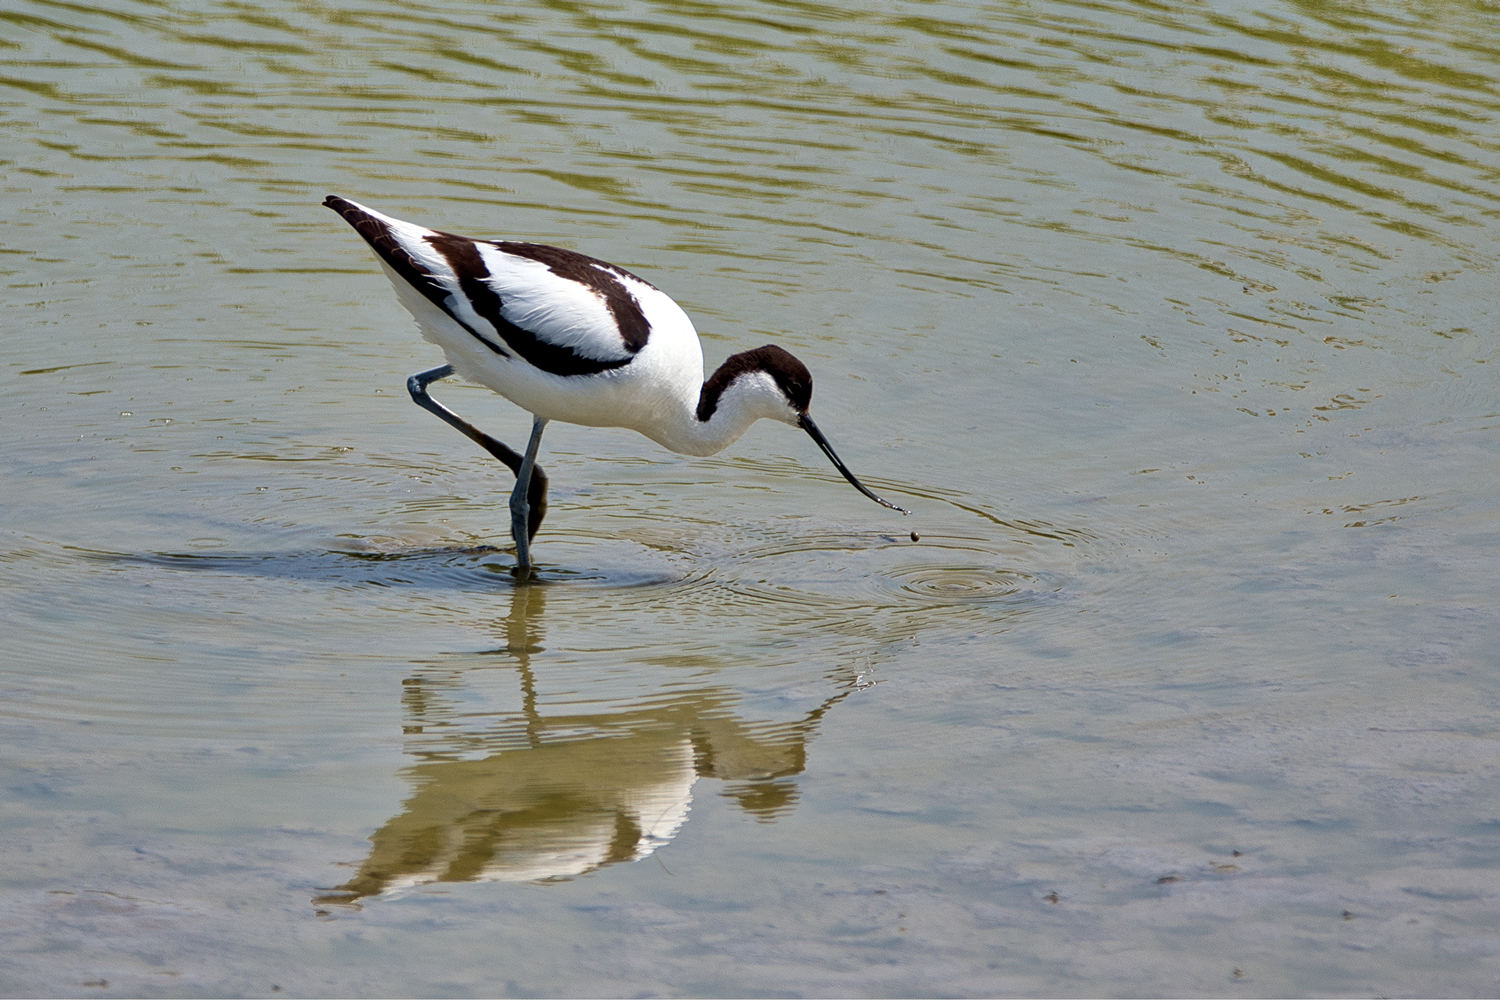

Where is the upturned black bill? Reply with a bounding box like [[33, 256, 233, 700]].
[[798, 414, 910, 514]]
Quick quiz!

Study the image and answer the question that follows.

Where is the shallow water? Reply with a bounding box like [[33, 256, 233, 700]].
[[2, 0, 1498, 995]]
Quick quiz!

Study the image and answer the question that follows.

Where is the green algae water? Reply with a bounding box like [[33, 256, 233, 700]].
[[2, 0, 1498, 995]]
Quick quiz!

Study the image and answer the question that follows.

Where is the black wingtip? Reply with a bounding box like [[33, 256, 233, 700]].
[[323, 195, 391, 248]]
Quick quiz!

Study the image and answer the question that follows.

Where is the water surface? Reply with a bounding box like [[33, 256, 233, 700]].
[[2, 0, 1498, 995]]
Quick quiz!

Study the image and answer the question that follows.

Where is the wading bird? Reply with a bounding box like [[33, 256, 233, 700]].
[[325, 195, 907, 576]]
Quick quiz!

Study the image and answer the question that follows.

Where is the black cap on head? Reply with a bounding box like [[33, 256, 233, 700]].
[[697, 344, 812, 421]]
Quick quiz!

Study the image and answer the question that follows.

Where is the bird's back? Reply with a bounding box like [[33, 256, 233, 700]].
[[326, 195, 705, 434]]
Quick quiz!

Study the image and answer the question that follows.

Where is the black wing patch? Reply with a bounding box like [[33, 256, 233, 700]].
[[424, 235, 637, 378], [493, 242, 654, 354], [325, 195, 650, 378]]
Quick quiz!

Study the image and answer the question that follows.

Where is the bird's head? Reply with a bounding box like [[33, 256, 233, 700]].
[[701, 344, 909, 514], [698, 344, 811, 426]]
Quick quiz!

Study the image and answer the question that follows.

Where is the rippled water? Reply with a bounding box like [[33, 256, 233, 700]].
[[3, 0, 1498, 996]]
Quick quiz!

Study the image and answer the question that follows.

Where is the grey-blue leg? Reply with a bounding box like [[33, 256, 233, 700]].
[[406, 365, 549, 545], [510, 415, 549, 576]]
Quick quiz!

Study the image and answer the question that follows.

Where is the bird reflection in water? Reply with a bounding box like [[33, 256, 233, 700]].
[[316, 584, 863, 906]]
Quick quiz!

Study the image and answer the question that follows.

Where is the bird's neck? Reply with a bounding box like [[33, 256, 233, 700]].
[[641, 368, 799, 457]]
